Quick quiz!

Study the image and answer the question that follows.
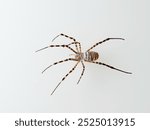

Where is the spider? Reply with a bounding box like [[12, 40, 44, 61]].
[[36, 33, 132, 95]]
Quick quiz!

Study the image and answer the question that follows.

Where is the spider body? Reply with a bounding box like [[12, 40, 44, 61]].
[[75, 51, 99, 62], [36, 33, 132, 95], [85, 51, 99, 61]]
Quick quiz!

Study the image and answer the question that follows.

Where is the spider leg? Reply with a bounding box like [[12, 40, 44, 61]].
[[86, 38, 125, 52], [68, 42, 82, 53], [85, 60, 132, 74], [51, 61, 79, 95], [52, 33, 79, 52], [77, 61, 85, 84], [42, 58, 77, 73], [52, 33, 76, 42], [35, 44, 77, 54]]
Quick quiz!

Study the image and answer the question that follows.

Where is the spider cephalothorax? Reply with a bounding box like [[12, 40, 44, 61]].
[[36, 33, 132, 95]]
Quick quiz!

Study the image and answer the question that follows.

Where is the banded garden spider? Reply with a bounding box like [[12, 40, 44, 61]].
[[36, 33, 132, 95]]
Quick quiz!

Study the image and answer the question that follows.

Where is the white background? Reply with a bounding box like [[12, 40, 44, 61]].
[[0, 0, 150, 112]]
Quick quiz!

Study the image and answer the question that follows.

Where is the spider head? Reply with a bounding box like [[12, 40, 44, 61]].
[[73, 53, 84, 61], [69, 53, 79, 59]]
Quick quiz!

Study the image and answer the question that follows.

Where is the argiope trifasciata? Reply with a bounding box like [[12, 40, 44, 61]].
[[36, 33, 132, 95]]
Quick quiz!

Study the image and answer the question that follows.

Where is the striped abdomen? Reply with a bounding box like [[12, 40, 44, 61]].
[[84, 51, 99, 61]]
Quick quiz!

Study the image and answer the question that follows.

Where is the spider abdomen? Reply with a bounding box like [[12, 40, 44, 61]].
[[84, 51, 99, 61]]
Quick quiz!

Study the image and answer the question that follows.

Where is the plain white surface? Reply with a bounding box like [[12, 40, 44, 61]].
[[0, 0, 150, 112]]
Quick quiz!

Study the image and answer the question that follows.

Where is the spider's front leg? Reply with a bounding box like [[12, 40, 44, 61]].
[[42, 58, 77, 73], [68, 42, 82, 53], [35, 44, 77, 54], [52, 33, 76, 42], [52, 33, 80, 53]]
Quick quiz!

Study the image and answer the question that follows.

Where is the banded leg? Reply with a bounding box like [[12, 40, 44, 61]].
[[52, 33, 76, 42], [52, 33, 79, 52], [51, 61, 79, 95], [85, 61, 132, 74], [42, 58, 77, 73], [77, 61, 85, 84], [35, 44, 77, 54], [86, 38, 125, 52], [68, 42, 82, 53]]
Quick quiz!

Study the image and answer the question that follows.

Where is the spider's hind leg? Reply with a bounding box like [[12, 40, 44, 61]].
[[85, 60, 132, 74], [86, 38, 125, 52]]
